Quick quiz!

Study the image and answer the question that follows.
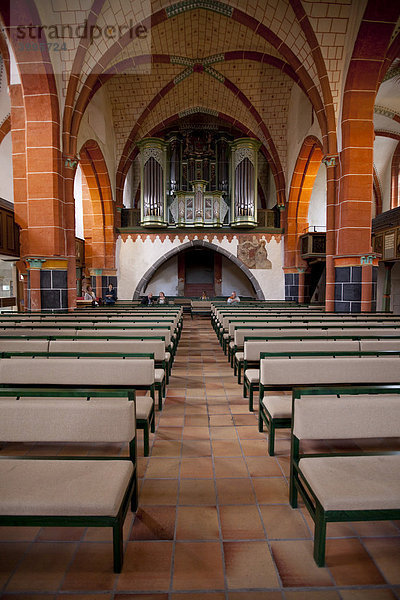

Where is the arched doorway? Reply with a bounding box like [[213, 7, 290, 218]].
[[132, 240, 264, 300]]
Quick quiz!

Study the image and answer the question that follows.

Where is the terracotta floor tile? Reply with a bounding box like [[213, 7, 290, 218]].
[[233, 414, 258, 426], [157, 416, 185, 427], [210, 426, 238, 440], [240, 439, 269, 456], [170, 594, 225, 600], [116, 541, 173, 591], [208, 404, 231, 414], [259, 505, 311, 539], [182, 426, 210, 440], [145, 457, 180, 478], [181, 440, 211, 457], [339, 590, 398, 600], [253, 477, 289, 504], [180, 457, 214, 478], [224, 540, 279, 588], [0, 542, 30, 588], [172, 542, 225, 590], [214, 457, 248, 478], [209, 414, 234, 426], [212, 440, 242, 456], [351, 521, 400, 537], [155, 428, 183, 441], [326, 538, 386, 585], [270, 540, 333, 587], [36, 527, 85, 541], [228, 593, 282, 600], [220, 505, 265, 540], [0, 527, 40, 541], [7, 542, 77, 592], [139, 479, 179, 505], [115, 594, 167, 600], [151, 441, 182, 457], [361, 538, 400, 584], [179, 479, 216, 505], [130, 506, 176, 540], [284, 593, 340, 600], [185, 415, 209, 427], [246, 456, 282, 477], [237, 425, 265, 439], [216, 478, 255, 504], [176, 506, 220, 539]]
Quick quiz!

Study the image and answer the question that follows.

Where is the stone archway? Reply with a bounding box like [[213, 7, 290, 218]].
[[132, 240, 265, 300]]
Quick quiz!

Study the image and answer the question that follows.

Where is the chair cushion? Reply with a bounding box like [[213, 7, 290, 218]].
[[245, 369, 259, 384], [235, 352, 244, 361], [0, 459, 133, 517], [155, 368, 165, 383], [299, 455, 400, 511], [136, 396, 153, 420], [262, 395, 292, 418], [229, 341, 234, 349]]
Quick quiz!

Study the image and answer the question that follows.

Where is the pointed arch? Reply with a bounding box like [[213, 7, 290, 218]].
[[285, 136, 324, 269], [132, 239, 265, 300], [79, 140, 115, 271]]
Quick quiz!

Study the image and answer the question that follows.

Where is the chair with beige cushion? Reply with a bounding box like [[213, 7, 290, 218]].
[[259, 354, 400, 456], [0, 393, 137, 572], [289, 386, 400, 566]]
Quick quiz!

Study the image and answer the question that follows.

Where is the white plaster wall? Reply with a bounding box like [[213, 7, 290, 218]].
[[0, 132, 13, 202], [373, 137, 398, 213], [145, 255, 178, 296], [77, 86, 117, 200], [221, 256, 254, 297], [286, 85, 323, 200], [116, 234, 284, 300], [308, 162, 326, 229], [391, 262, 400, 315], [74, 164, 84, 239], [123, 164, 133, 209], [0, 59, 10, 125]]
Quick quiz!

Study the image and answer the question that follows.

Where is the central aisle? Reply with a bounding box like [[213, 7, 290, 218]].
[[120, 317, 398, 597]]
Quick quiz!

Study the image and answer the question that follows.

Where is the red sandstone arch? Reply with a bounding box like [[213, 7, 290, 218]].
[[285, 136, 324, 270], [79, 140, 115, 271], [391, 141, 400, 209]]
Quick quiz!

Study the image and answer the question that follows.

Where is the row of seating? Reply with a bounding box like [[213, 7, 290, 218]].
[[0, 306, 185, 571], [210, 302, 400, 566]]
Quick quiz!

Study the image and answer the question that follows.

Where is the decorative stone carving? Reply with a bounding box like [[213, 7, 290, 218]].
[[237, 236, 272, 269]]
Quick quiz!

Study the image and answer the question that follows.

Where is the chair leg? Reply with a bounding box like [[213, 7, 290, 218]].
[[258, 407, 264, 433], [249, 384, 254, 412], [237, 363, 242, 385], [314, 505, 327, 567], [112, 522, 123, 573], [143, 423, 149, 457], [268, 421, 275, 456]]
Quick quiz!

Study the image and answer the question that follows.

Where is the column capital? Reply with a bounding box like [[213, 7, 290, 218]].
[[25, 258, 46, 269], [322, 154, 339, 167], [64, 155, 79, 170]]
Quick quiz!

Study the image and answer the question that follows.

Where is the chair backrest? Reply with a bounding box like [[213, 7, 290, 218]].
[[0, 357, 155, 386], [260, 356, 400, 387], [244, 339, 360, 361], [0, 397, 136, 442], [293, 393, 400, 440], [48, 339, 165, 360]]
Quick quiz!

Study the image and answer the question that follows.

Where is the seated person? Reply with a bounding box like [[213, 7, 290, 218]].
[[227, 291, 240, 304], [141, 292, 154, 306], [157, 291, 168, 305], [200, 291, 208, 300], [103, 283, 117, 305], [84, 285, 98, 307]]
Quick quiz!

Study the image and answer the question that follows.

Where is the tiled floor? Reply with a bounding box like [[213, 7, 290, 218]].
[[1, 316, 400, 599]]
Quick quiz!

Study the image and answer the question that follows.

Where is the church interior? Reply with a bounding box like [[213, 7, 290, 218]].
[[0, 0, 400, 597]]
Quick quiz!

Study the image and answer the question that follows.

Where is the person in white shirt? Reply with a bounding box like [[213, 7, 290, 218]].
[[227, 291, 240, 303]]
